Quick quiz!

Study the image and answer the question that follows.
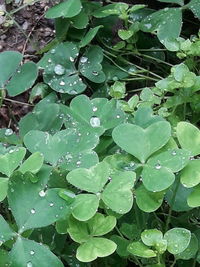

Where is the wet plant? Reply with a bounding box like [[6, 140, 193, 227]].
[[1, 0, 200, 266]]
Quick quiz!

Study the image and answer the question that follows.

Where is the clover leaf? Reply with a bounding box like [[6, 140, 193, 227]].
[[23, 129, 99, 169], [7, 167, 72, 233], [112, 121, 171, 163], [38, 43, 105, 94], [63, 94, 126, 136], [67, 213, 117, 262], [0, 51, 38, 96]]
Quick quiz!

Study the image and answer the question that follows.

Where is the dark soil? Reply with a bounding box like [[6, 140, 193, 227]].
[[0, 0, 54, 130]]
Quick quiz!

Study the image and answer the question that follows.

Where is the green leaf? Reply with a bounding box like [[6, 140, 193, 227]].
[[141, 229, 167, 254], [0, 178, 8, 201], [109, 81, 126, 99], [135, 184, 164, 212], [157, 0, 184, 5], [141, 229, 163, 246], [79, 46, 106, 83], [64, 95, 126, 136], [0, 128, 21, 145], [38, 42, 86, 94], [7, 168, 71, 232], [0, 51, 22, 88], [6, 62, 38, 97], [87, 213, 116, 236], [76, 237, 117, 262], [0, 250, 9, 266], [180, 159, 200, 188], [165, 179, 192, 212], [71, 194, 99, 221], [147, 149, 191, 173], [142, 165, 175, 192], [9, 237, 64, 267], [176, 234, 198, 260], [102, 171, 135, 213], [0, 215, 16, 244], [19, 101, 64, 137], [140, 8, 182, 46], [111, 235, 130, 257], [177, 122, 200, 156], [187, 0, 200, 19], [164, 228, 191, 254], [45, 0, 82, 19], [134, 106, 165, 128], [79, 26, 103, 48], [67, 216, 90, 243], [19, 152, 44, 174], [23, 129, 99, 167], [128, 241, 157, 258], [112, 121, 171, 163], [70, 10, 89, 29], [118, 29, 133, 40], [187, 184, 200, 207], [66, 162, 109, 193], [93, 3, 129, 18], [0, 147, 26, 177]]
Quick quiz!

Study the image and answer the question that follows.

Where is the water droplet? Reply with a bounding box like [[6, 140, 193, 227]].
[[69, 56, 74, 62], [39, 190, 46, 197], [80, 56, 88, 63], [70, 90, 77, 95], [48, 59, 52, 63], [116, 115, 120, 119], [26, 261, 33, 267], [54, 64, 65, 75], [90, 116, 101, 127], [155, 163, 161, 170], [172, 150, 177, 156], [144, 23, 152, 29], [5, 128, 13, 136], [92, 71, 99, 76], [49, 202, 54, 207], [30, 250, 35, 256], [59, 81, 65, 86], [77, 160, 81, 165], [92, 106, 97, 112], [51, 49, 55, 54], [30, 209, 36, 214]]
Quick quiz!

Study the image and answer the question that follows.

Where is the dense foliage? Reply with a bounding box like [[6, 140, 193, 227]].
[[1, 0, 200, 266]]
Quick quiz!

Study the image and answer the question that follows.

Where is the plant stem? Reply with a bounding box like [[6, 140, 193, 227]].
[[4, 98, 33, 106]]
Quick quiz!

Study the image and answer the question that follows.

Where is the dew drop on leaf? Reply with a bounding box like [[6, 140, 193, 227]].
[[172, 150, 177, 156], [49, 202, 54, 207], [69, 56, 75, 62], [5, 128, 13, 136], [59, 81, 65, 86], [30, 209, 36, 214], [90, 116, 101, 127], [92, 106, 98, 112], [155, 163, 161, 170], [92, 71, 99, 76], [26, 261, 33, 267], [54, 64, 65, 75], [39, 190, 46, 197], [80, 56, 88, 63], [30, 250, 35, 256]]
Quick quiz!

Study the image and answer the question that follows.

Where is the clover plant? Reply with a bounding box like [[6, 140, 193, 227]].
[[1, 0, 200, 266]]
